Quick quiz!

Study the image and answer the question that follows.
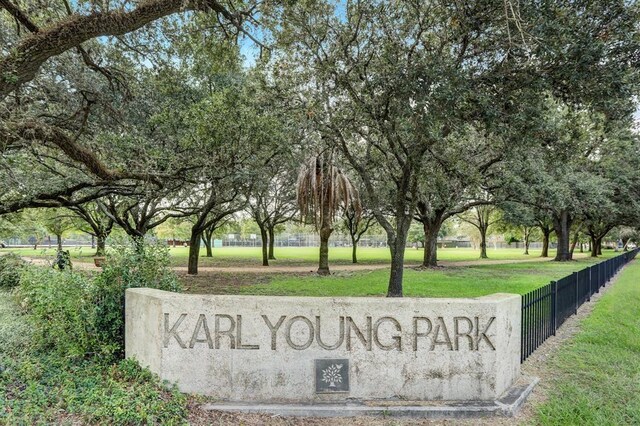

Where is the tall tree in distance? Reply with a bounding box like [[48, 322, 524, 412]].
[[458, 205, 498, 259], [249, 168, 297, 267], [297, 153, 361, 275], [342, 206, 376, 264], [68, 202, 115, 256]]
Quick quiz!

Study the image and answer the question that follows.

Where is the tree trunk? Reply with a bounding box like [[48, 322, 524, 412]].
[[268, 226, 276, 260], [553, 211, 572, 261], [132, 235, 145, 253], [351, 235, 358, 264], [56, 233, 63, 251], [260, 226, 269, 267], [202, 232, 213, 257], [622, 237, 630, 251], [422, 221, 439, 267], [590, 235, 598, 257], [386, 218, 411, 297], [95, 233, 107, 256], [318, 227, 332, 275], [479, 227, 488, 259], [187, 230, 201, 275], [597, 239, 603, 255], [91, 234, 95, 249], [569, 231, 580, 259], [524, 239, 530, 255], [541, 229, 551, 258]]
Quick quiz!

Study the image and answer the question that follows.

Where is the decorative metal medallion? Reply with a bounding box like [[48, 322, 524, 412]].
[[315, 359, 350, 393]]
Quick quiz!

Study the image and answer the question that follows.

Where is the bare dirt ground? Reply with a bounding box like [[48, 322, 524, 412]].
[[19, 255, 557, 292], [20, 255, 555, 274]]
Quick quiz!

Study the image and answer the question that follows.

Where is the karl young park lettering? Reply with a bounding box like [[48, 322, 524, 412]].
[[125, 290, 521, 401], [163, 313, 497, 352]]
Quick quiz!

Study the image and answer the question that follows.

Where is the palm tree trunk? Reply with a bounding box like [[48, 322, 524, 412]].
[[318, 226, 332, 275]]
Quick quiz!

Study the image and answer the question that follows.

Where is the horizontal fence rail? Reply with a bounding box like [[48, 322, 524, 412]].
[[521, 248, 639, 362]]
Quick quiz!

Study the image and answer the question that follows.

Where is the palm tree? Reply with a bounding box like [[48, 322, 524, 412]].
[[297, 153, 361, 275]]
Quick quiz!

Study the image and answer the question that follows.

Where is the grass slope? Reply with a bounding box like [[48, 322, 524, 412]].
[[534, 260, 640, 425]]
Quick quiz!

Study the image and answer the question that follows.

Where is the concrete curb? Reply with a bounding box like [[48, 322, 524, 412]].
[[200, 376, 539, 419]]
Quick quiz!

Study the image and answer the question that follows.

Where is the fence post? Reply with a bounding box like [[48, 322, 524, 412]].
[[573, 272, 579, 315], [587, 266, 591, 302], [552, 280, 558, 336]]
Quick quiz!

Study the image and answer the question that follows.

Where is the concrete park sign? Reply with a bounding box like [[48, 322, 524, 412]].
[[125, 289, 520, 402]]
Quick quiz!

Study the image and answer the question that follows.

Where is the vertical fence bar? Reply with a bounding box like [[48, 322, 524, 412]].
[[588, 265, 592, 300], [521, 293, 525, 363], [528, 289, 533, 360], [533, 288, 538, 358], [571, 272, 579, 315], [552, 280, 557, 336]]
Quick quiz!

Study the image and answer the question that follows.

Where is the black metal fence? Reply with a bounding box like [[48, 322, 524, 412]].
[[521, 249, 639, 362]]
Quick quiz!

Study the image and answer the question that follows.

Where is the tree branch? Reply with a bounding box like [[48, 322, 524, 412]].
[[0, 0, 39, 32], [0, 0, 252, 100], [5, 120, 158, 183]]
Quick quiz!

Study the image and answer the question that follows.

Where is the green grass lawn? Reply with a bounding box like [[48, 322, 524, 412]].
[[534, 259, 640, 425], [167, 245, 568, 266], [187, 255, 614, 298], [2, 245, 622, 299], [1, 245, 613, 267]]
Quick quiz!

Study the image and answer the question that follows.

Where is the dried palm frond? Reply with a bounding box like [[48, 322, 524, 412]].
[[296, 155, 361, 230]]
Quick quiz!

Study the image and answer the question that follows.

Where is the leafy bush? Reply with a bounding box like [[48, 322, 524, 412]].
[[0, 253, 25, 289], [92, 242, 182, 358], [1, 248, 189, 425], [15, 266, 95, 358], [13, 241, 182, 360], [0, 350, 188, 425]]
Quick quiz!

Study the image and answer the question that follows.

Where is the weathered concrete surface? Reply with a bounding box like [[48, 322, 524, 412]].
[[200, 376, 539, 419], [125, 289, 521, 403]]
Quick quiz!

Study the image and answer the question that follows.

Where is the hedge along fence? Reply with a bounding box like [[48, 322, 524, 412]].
[[521, 248, 639, 362]]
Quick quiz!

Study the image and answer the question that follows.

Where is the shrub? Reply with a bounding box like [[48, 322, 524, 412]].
[[2, 257, 189, 425], [13, 241, 181, 361], [0, 253, 25, 289], [15, 266, 94, 358], [92, 242, 182, 358]]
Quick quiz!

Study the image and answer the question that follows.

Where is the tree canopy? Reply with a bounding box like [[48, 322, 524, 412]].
[[1, 0, 639, 297]]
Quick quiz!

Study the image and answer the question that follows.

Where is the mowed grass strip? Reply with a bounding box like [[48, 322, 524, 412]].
[[1, 245, 613, 268], [232, 256, 612, 298], [164, 246, 566, 266], [534, 260, 640, 426]]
